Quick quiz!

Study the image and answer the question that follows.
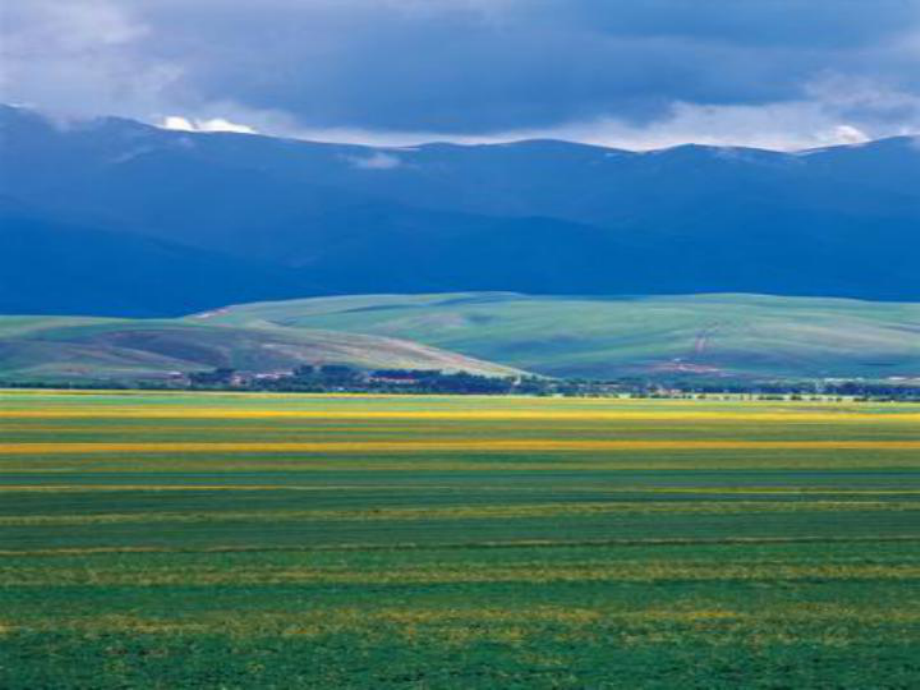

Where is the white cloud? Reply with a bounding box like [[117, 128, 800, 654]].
[[241, 76, 918, 152], [832, 125, 870, 145], [160, 115, 257, 134], [3, 3, 918, 152], [533, 102, 878, 151], [0, 1, 182, 119], [345, 151, 403, 169], [310, 101, 876, 152], [470, 76, 920, 151]]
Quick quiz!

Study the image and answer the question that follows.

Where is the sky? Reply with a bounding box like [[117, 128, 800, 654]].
[[2, 0, 920, 150]]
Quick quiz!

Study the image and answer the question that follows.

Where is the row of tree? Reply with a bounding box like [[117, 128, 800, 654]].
[[178, 366, 920, 401], [4, 366, 919, 401]]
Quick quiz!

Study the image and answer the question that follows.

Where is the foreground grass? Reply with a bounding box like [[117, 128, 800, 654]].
[[1, 391, 919, 688]]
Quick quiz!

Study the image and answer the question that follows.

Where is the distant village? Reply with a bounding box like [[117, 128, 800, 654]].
[[151, 365, 920, 401], [5, 364, 919, 401]]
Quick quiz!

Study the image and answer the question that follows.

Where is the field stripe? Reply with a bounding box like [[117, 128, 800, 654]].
[[2, 501, 918, 527], [3, 561, 920, 586], [2, 440, 920, 454], [2, 409, 920, 422], [4, 535, 920, 557], [3, 485, 920, 494]]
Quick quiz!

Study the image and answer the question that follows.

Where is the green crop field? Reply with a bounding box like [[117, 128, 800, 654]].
[[1, 390, 919, 688]]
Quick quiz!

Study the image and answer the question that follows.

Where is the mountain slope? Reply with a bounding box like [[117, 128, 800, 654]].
[[0, 315, 520, 382], [2, 105, 919, 313], [0, 202, 318, 316], [203, 293, 920, 380]]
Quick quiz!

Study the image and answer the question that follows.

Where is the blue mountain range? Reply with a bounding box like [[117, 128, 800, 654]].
[[1, 104, 917, 316]]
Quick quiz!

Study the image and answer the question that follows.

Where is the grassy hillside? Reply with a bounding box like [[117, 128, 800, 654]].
[[203, 293, 920, 380], [0, 316, 519, 382], [0, 203, 318, 317]]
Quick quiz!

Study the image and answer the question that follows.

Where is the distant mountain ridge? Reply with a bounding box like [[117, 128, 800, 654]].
[[0, 200, 318, 317], [1, 104, 918, 315]]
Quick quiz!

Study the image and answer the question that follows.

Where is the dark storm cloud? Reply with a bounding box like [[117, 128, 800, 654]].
[[3, 0, 920, 146]]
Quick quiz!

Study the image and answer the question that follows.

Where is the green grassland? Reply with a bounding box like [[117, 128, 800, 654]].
[[0, 316, 518, 382], [5, 292, 920, 383], [1, 390, 919, 687], [204, 292, 920, 379]]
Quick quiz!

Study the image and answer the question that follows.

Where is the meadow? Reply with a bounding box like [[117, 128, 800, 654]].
[[1, 390, 919, 688], [203, 292, 920, 380]]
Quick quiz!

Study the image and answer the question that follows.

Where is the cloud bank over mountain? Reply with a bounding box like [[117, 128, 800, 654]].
[[3, 0, 920, 149]]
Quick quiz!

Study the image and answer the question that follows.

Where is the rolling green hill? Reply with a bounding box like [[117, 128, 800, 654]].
[[5, 293, 917, 384], [202, 293, 920, 380], [0, 316, 520, 383]]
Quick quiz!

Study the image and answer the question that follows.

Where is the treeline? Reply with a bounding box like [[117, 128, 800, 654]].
[[183, 366, 920, 401], [3, 366, 919, 401], [188, 365, 542, 395], [655, 379, 920, 402]]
